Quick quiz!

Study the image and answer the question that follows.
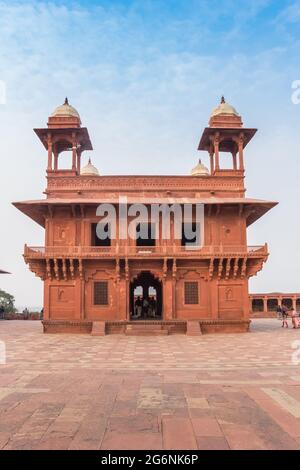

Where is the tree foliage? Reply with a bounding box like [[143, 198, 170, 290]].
[[0, 289, 16, 313]]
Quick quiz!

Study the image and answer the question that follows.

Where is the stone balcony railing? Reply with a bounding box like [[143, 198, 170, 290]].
[[24, 244, 268, 259]]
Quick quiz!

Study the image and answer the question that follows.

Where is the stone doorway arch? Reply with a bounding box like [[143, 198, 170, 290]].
[[130, 271, 163, 320]]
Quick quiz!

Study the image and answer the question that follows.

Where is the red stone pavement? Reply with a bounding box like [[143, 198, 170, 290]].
[[1, 319, 300, 450]]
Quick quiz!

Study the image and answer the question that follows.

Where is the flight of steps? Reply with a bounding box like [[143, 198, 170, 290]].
[[91, 321, 106, 336], [125, 323, 169, 336], [186, 321, 202, 336]]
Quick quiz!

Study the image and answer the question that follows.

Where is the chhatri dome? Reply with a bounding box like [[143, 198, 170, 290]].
[[80, 158, 99, 176], [191, 159, 209, 176], [51, 97, 81, 119], [211, 96, 239, 117]]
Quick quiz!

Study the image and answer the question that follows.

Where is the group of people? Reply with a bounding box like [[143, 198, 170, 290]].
[[133, 296, 157, 319], [277, 305, 300, 329]]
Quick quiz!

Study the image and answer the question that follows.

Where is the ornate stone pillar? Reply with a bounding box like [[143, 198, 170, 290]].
[[238, 133, 244, 171], [76, 148, 82, 174], [232, 151, 237, 170], [47, 133, 52, 171], [53, 145, 58, 171], [43, 280, 50, 320], [214, 132, 220, 170], [81, 277, 85, 319], [209, 143, 214, 174], [115, 259, 120, 318], [172, 259, 177, 319], [72, 132, 77, 171], [125, 258, 129, 320]]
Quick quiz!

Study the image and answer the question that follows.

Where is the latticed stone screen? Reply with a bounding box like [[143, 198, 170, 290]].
[[94, 281, 108, 305], [184, 281, 199, 304]]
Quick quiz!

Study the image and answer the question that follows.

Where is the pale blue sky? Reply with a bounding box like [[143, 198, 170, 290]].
[[0, 0, 299, 307]]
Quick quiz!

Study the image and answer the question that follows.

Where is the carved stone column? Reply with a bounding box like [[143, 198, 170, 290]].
[[124, 259, 129, 320], [76, 148, 82, 174], [47, 133, 52, 171], [53, 145, 58, 171], [209, 142, 214, 174], [72, 132, 77, 171], [238, 133, 244, 171], [172, 259, 177, 319], [214, 132, 220, 170], [232, 151, 237, 170]]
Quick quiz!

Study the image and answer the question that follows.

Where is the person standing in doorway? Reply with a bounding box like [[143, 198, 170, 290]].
[[149, 296, 157, 318], [134, 296, 142, 318], [142, 298, 149, 318]]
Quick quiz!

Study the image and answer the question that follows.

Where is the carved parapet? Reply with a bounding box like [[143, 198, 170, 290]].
[[46, 175, 245, 193], [23, 244, 268, 260], [23, 244, 268, 281]]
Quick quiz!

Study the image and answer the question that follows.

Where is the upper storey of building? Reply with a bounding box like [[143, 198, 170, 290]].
[[13, 97, 277, 227], [32, 97, 257, 200]]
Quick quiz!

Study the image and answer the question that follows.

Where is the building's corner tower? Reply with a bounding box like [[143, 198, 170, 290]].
[[195, 97, 277, 332], [34, 98, 93, 177]]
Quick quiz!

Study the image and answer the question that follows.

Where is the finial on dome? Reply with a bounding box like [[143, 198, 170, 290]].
[[80, 158, 99, 176], [50, 98, 81, 122], [209, 96, 241, 124], [191, 159, 209, 177]]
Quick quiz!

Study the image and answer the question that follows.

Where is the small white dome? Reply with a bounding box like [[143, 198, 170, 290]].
[[211, 96, 239, 117], [191, 159, 209, 176], [51, 98, 80, 119], [80, 158, 99, 176]]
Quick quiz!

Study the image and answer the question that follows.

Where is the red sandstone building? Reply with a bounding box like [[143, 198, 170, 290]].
[[14, 97, 277, 334]]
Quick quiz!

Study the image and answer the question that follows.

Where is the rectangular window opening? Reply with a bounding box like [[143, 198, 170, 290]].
[[91, 223, 111, 247], [136, 223, 156, 247], [184, 281, 199, 304], [94, 281, 108, 305], [181, 222, 200, 247]]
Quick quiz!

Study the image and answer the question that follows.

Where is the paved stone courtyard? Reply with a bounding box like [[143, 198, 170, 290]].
[[1, 319, 300, 450]]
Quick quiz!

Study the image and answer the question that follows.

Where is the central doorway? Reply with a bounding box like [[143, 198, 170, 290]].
[[130, 271, 162, 320]]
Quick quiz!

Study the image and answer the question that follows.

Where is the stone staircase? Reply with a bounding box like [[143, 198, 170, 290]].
[[92, 320, 187, 335], [91, 321, 106, 336], [186, 321, 202, 336], [125, 323, 169, 336]]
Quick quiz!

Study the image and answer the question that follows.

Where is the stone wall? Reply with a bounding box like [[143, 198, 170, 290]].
[[3, 312, 42, 320]]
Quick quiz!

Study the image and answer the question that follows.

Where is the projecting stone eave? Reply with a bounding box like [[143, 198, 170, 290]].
[[198, 127, 257, 152], [12, 197, 278, 228]]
